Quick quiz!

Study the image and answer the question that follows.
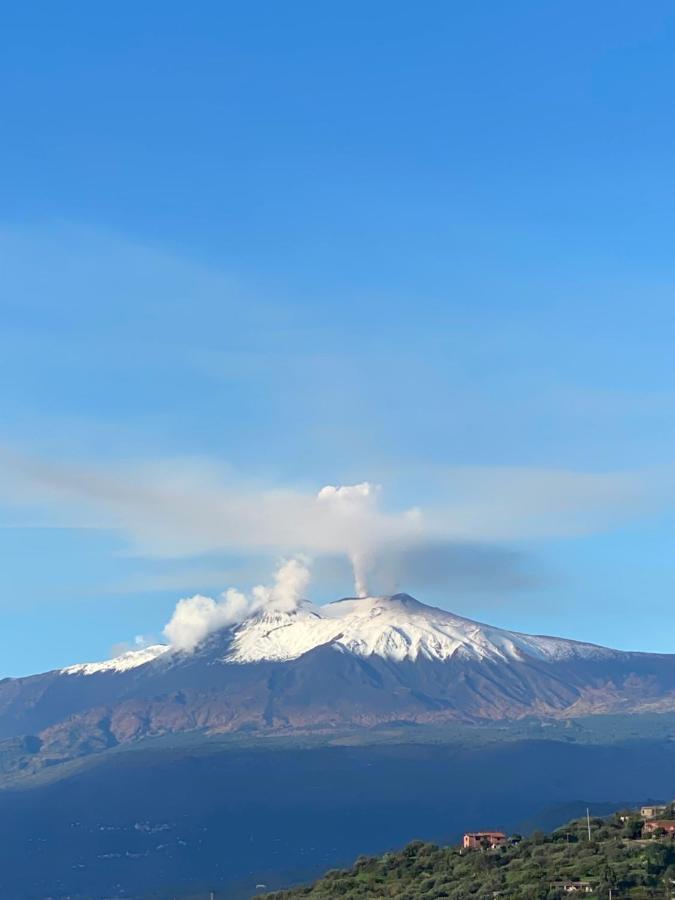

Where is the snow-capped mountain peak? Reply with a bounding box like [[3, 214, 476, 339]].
[[19, 591, 675, 753], [225, 593, 615, 665], [58, 593, 615, 676]]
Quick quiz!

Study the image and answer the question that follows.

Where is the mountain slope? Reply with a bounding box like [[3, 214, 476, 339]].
[[3, 730, 675, 899], [225, 593, 616, 665], [1, 594, 675, 770]]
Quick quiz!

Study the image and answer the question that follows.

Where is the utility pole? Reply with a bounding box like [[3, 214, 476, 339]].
[[587, 808, 592, 842]]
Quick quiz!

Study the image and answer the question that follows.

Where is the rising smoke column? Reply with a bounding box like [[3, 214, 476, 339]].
[[317, 482, 379, 596], [163, 557, 311, 651]]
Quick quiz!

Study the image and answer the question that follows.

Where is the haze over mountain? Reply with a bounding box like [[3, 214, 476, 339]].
[[2, 592, 675, 775]]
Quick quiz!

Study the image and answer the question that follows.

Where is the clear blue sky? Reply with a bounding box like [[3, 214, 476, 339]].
[[3, 1, 675, 675]]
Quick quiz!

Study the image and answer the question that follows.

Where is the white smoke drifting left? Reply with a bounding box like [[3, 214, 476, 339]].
[[0, 450, 661, 644], [163, 558, 310, 651], [0, 451, 419, 597]]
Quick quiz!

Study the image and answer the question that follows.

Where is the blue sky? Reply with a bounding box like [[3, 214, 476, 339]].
[[2, 1, 675, 675]]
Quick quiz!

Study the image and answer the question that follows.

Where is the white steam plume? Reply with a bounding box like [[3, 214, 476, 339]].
[[249, 556, 311, 611], [163, 557, 310, 652], [316, 482, 379, 596], [1, 451, 656, 605]]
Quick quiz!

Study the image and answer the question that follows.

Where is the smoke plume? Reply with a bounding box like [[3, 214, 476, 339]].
[[316, 482, 380, 595], [1, 450, 656, 629], [163, 557, 310, 651]]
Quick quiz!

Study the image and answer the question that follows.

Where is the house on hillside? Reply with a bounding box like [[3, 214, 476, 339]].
[[463, 831, 506, 850], [641, 804, 668, 819], [643, 820, 675, 838], [550, 882, 593, 894]]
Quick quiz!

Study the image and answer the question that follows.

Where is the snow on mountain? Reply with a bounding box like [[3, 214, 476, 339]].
[[61, 643, 170, 675], [225, 593, 616, 665], [57, 593, 617, 677], [8, 592, 675, 756]]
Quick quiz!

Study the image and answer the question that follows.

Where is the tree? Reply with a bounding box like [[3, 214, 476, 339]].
[[622, 816, 643, 840], [598, 864, 618, 894]]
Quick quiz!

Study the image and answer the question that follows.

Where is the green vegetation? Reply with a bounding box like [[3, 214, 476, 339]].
[[265, 811, 675, 898]]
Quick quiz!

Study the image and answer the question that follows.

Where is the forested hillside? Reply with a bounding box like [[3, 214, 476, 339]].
[[265, 810, 675, 898]]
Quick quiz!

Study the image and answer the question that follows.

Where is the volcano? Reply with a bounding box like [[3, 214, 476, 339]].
[[2, 594, 675, 766]]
